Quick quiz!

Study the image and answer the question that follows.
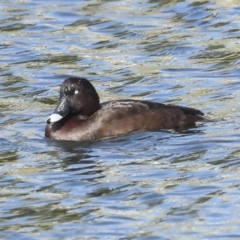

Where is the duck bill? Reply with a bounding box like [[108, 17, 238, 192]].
[[47, 97, 70, 124]]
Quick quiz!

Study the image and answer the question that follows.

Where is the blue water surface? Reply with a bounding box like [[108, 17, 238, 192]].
[[1, 0, 240, 239]]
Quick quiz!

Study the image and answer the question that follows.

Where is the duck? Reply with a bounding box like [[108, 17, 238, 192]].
[[45, 77, 208, 141]]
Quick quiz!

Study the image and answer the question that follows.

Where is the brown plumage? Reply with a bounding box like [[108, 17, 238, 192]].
[[45, 77, 208, 141]]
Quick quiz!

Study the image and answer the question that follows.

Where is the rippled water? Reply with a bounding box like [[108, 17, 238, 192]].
[[1, 0, 240, 239]]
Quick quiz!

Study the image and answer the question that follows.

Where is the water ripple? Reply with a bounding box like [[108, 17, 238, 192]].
[[1, 0, 240, 239]]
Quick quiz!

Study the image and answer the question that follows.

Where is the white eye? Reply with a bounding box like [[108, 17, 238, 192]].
[[74, 90, 78, 94]]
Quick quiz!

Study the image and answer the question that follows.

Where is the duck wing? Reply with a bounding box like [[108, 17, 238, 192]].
[[87, 100, 207, 138], [96, 100, 162, 121], [94, 100, 204, 123], [166, 104, 204, 116]]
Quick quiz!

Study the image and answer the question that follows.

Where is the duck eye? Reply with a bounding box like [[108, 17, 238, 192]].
[[74, 90, 78, 94]]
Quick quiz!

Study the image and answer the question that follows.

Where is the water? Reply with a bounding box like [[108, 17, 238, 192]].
[[1, 0, 240, 239]]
